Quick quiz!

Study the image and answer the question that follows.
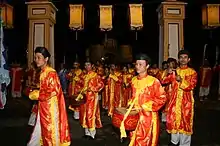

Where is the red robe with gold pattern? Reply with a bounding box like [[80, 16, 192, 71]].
[[28, 66, 70, 146], [128, 75, 166, 146], [165, 67, 197, 135], [67, 68, 84, 111], [160, 71, 177, 113], [122, 72, 133, 107], [80, 71, 104, 130], [108, 71, 123, 116]]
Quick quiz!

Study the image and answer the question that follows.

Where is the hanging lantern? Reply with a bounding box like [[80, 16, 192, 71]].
[[0, 3, 13, 28], [202, 4, 220, 28], [69, 4, 84, 30], [129, 4, 143, 30], [99, 5, 113, 31]]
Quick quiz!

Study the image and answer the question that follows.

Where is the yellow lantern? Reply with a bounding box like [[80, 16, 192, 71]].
[[202, 4, 220, 28], [69, 4, 84, 30], [99, 5, 113, 31], [0, 3, 13, 28], [129, 4, 143, 30]]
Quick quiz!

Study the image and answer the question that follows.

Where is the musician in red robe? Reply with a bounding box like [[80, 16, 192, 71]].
[[78, 59, 104, 140], [120, 53, 166, 146], [165, 50, 197, 146], [199, 59, 212, 101], [102, 67, 110, 109], [66, 58, 84, 120], [108, 64, 123, 116], [28, 47, 70, 146], [122, 65, 133, 107], [160, 58, 178, 123], [10, 63, 23, 98]]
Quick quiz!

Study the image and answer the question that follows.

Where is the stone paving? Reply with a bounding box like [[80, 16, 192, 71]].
[[0, 98, 220, 146]]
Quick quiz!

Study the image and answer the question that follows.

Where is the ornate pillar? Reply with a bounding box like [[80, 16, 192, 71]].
[[157, 0, 186, 67], [26, 0, 57, 68]]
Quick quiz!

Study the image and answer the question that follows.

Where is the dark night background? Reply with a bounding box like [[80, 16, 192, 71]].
[[4, 0, 220, 70]]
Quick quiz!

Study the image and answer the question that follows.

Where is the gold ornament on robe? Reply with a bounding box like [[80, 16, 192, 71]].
[[69, 4, 84, 30], [99, 5, 113, 31], [129, 4, 143, 30], [202, 4, 220, 28]]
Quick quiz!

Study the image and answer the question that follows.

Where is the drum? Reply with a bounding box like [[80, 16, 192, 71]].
[[69, 94, 86, 107], [112, 107, 139, 131]]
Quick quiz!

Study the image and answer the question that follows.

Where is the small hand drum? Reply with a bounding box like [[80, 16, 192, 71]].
[[112, 107, 139, 131]]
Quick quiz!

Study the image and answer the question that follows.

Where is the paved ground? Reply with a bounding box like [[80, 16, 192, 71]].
[[0, 97, 220, 146]]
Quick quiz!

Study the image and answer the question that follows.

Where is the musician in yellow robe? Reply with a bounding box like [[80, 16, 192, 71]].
[[79, 59, 104, 140], [108, 64, 123, 116], [121, 53, 166, 146], [66, 59, 84, 120], [28, 47, 70, 146], [165, 50, 197, 146]]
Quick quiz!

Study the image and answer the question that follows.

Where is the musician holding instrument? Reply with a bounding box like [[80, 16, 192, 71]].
[[120, 53, 166, 146], [160, 58, 178, 123], [165, 50, 197, 146], [122, 65, 133, 107], [66, 55, 84, 120], [102, 67, 110, 110], [77, 58, 104, 140], [108, 64, 123, 116]]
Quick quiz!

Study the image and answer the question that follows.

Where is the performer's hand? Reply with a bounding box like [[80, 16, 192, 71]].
[[1, 83, 6, 92], [176, 75, 182, 82]]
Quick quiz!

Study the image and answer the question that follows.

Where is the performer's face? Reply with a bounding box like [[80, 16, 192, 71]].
[[168, 62, 175, 69], [162, 63, 168, 70], [34, 53, 48, 68], [135, 60, 148, 74], [123, 67, 128, 72], [110, 64, 115, 70], [73, 62, 79, 68], [179, 54, 190, 66], [85, 62, 92, 71]]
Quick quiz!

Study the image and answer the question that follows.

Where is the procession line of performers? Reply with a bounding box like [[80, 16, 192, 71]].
[[26, 47, 197, 146]]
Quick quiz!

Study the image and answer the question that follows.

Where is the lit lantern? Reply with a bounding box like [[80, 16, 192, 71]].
[[99, 5, 113, 31], [202, 4, 220, 28], [0, 3, 13, 28], [69, 4, 84, 30], [129, 4, 143, 30]]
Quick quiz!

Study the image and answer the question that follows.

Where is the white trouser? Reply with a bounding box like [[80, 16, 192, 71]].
[[28, 112, 37, 126], [27, 112, 41, 146], [84, 94, 99, 139], [85, 128, 96, 139], [12, 91, 21, 98], [199, 87, 210, 97], [161, 112, 166, 122], [171, 133, 191, 146], [73, 111, 79, 120]]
